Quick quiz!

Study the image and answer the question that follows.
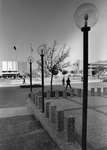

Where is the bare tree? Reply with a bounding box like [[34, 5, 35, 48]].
[[37, 41, 71, 91], [24, 69, 40, 78]]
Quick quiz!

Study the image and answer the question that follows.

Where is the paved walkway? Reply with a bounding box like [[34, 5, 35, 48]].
[[0, 78, 107, 150], [0, 77, 100, 87], [67, 96, 107, 150], [27, 94, 107, 150], [0, 107, 59, 150]]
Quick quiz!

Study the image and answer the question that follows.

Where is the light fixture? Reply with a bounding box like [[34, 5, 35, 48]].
[[74, 3, 99, 150], [74, 3, 98, 28]]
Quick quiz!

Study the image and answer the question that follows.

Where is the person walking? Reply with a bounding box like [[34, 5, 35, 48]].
[[62, 77, 65, 85], [23, 75, 26, 84], [66, 77, 71, 89]]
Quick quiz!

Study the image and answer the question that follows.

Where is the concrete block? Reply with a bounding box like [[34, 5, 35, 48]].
[[77, 89, 82, 97], [31, 92, 35, 103], [47, 91, 51, 99], [74, 88, 76, 95], [103, 87, 107, 95], [38, 91, 42, 96], [55, 90, 59, 98], [44, 92, 47, 98], [35, 93, 38, 106], [70, 88, 74, 97], [37, 96, 42, 109], [63, 90, 67, 98], [51, 91, 55, 97], [49, 105, 56, 123], [74, 88, 78, 96], [81, 89, 83, 96], [33, 93, 36, 103], [91, 88, 95, 96], [97, 88, 101, 96], [59, 91, 63, 97], [56, 109, 64, 132], [30, 92, 33, 100], [45, 101, 51, 118], [64, 115, 75, 142]]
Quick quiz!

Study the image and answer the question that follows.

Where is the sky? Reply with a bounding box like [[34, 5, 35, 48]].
[[0, 0, 107, 64]]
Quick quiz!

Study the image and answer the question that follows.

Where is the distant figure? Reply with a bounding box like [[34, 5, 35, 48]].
[[62, 77, 65, 85], [23, 76, 26, 84], [66, 77, 71, 89]]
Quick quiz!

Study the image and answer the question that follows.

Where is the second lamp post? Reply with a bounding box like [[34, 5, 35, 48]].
[[37, 45, 48, 113]]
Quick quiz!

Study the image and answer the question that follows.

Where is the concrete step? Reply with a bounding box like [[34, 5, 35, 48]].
[[0, 130, 58, 150], [0, 115, 43, 138], [0, 115, 58, 150]]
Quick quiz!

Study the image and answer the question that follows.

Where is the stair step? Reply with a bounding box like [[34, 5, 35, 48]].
[[0, 129, 58, 150], [0, 115, 58, 150], [0, 115, 36, 124], [0, 115, 42, 138]]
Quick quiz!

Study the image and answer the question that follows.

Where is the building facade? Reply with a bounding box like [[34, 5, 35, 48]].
[[0, 61, 28, 78]]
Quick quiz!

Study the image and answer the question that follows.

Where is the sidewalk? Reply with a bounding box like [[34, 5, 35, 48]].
[[0, 107, 59, 150], [27, 94, 107, 150], [27, 98, 81, 150], [0, 77, 100, 87]]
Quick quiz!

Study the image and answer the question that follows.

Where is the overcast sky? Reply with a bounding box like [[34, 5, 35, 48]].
[[0, 0, 107, 64]]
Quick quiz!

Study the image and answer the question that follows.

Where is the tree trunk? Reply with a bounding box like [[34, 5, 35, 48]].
[[50, 74, 53, 92]]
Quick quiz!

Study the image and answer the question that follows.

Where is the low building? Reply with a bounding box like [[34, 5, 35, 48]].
[[89, 60, 107, 69], [0, 61, 28, 78], [89, 60, 107, 76]]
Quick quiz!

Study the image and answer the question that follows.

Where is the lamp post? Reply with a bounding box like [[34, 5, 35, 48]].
[[14, 45, 17, 79], [37, 45, 48, 113], [27, 56, 34, 94], [74, 3, 98, 150]]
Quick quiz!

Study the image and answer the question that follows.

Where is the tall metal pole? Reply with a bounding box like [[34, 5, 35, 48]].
[[81, 23, 90, 150], [41, 51, 44, 112], [15, 46, 17, 79], [30, 60, 32, 93]]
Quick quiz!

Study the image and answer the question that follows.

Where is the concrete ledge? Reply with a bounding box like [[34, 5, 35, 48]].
[[27, 99, 81, 150], [20, 84, 42, 88], [0, 107, 32, 118]]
